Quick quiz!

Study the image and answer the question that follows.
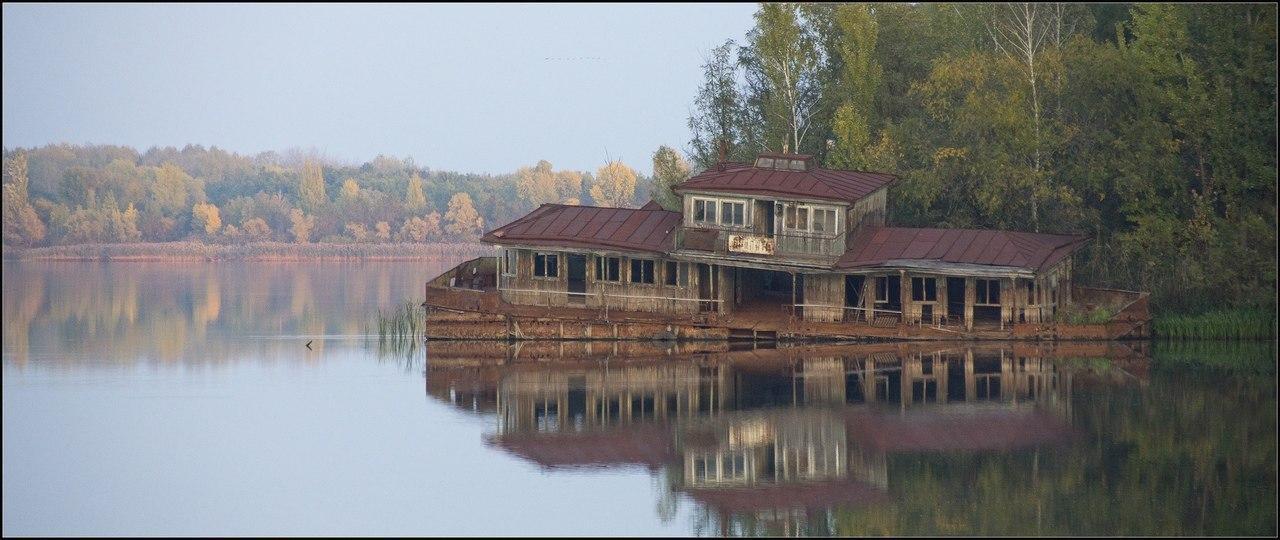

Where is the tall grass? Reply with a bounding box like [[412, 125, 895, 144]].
[[1153, 307, 1276, 340], [376, 301, 423, 342]]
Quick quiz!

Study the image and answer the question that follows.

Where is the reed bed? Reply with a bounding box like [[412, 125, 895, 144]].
[[1153, 307, 1276, 340]]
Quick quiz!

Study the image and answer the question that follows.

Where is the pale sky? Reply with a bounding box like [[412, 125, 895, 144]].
[[2, 3, 757, 174]]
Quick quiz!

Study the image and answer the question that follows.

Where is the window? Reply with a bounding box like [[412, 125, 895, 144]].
[[875, 276, 889, 302], [1026, 281, 1036, 305], [720, 201, 745, 227], [630, 258, 655, 284], [912, 277, 937, 302], [665, 261, 679, 286], [812, 208, 837, 233], [755, 157, 775, 168], [976, 279, 1001, 305], [693, 198, 717, 225], [534, 252, 558, 278], [595, 256, 620, 282], [502, 248, 517, 276], [787, 159, 805, 171], [782, 203, 837, 234]]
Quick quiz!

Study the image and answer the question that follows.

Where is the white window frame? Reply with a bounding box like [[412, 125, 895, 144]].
[[595, 255, 621, 283], [780, 202, 840, 236], [691, 195, 749, 229]]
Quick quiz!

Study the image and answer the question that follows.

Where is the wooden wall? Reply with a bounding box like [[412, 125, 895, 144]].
[[802, 273, 844, 322], [846, 187, 887, 236], [497, 247, 703, 316]]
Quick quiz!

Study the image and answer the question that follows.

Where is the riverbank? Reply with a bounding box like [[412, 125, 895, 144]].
[[2, 241, 492, 261]]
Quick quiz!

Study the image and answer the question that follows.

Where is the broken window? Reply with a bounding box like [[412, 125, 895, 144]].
[[630, 258, 655, 284], [595, 256, 620, 282], [534, 252, 558, 278]]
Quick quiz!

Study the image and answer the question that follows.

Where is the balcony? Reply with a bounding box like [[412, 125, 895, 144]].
[[674, 225, 845, 263]]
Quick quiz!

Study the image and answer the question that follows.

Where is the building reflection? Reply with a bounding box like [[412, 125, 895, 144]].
[[425, 342, 1148, 534]]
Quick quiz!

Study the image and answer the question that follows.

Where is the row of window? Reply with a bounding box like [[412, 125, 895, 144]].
[[782, 203, 838, 235], [509, 249, 687, 286], [873, 276, 1002, 304]]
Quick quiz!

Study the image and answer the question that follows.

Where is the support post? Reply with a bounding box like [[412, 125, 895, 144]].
[[964, 278, 975, 332]]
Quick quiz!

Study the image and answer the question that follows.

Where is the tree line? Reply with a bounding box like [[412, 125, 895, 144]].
[[684, 3, 1276, 313], [1, 143, 676, 249]]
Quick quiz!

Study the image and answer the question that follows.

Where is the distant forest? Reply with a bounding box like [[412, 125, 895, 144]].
[[2, 3, 1275, 314], [0, 144, 659, 248]]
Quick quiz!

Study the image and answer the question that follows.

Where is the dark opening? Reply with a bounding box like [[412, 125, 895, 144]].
[[946, 277, 966, 324], [876, 276, 901, 311], [567, 254, 586, 303]]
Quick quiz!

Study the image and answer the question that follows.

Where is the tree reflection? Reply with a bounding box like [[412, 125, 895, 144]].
[[1, 259, 462, 366]]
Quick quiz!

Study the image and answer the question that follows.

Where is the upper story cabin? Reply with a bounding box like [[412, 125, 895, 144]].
[[671, 152, 895, 269]]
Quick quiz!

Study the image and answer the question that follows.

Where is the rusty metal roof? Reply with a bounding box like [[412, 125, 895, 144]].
[[838, 227, 1089, 272], [673, 161, 897, 205], [482, 203, 681, 254]]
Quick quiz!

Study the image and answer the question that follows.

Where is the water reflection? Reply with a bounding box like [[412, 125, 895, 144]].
[[426, 342, 1276, 536], [1, 260, 456, 367]]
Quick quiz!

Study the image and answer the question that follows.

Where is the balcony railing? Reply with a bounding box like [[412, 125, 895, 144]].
[[674, 225, 845, 260]]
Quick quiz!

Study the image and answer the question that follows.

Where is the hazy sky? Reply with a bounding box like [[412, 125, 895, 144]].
[[2, 3, 756, 174]]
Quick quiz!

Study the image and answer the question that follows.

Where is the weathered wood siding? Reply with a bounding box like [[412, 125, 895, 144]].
[[497, 247, 702, 316], [846, 187, 887, 236], [803, 273, 844, 322]]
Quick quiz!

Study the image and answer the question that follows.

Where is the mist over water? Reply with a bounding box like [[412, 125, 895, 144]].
[[2, 260, 1275, 536]]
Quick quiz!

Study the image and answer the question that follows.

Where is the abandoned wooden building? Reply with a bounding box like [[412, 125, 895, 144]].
[[480, 152, 1091, 331]]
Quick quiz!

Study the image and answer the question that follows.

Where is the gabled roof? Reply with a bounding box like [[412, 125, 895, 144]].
[[673, 161, 897, 205], [837, 226, 1089, 273], [482, 203, 681, 254]]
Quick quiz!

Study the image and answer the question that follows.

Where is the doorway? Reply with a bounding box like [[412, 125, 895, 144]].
[[844, 275, 864, 322], [697, 263, 716, 312], [567, 254, 586, 304], [946, 277, 965, 325]]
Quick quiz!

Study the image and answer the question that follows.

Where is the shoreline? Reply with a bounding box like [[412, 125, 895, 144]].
[[3, 241, 493, 262]]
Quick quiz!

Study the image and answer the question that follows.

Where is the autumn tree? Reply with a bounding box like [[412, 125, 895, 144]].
[[241, 217, 271, 242], [375, 221, 391, 242], [191, 202, 222, 236], [649, 146, 690, 211], [516, 160, 559, 206], [589, 161, 638, 208], [405, 172, 428, 211], [288, 209, 315, 243], [2, 151, 47, 247], [444, 192, 484, 241]]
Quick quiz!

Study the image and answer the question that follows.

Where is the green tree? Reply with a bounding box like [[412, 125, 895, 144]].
[[743, 3, 824, 153], [825, 4, 882, 169], [688, 40, 749, 169], [649, 146, 690, 211], [298, 160, 327, 213]]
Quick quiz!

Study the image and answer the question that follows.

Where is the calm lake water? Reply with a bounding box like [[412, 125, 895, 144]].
[[2, 260, 1275, 536]]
